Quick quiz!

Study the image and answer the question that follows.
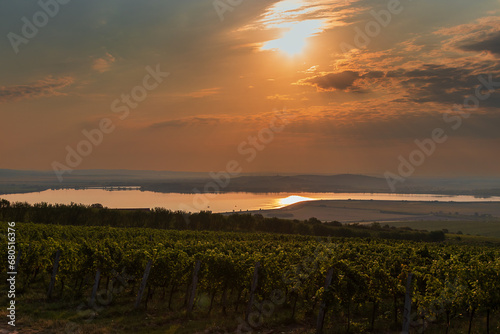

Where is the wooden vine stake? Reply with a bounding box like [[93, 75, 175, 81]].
[[47, 250, 61, 299], [402, 273, 413, 334], [187, 260, 201, 314], [134, 260, 152, 309], [245, 261, 260, 322], [316, 267, 334, 334], [90, 269, 101, 307]]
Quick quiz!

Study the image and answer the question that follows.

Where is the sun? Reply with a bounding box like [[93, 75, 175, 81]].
[[262, 20, 322, 56]]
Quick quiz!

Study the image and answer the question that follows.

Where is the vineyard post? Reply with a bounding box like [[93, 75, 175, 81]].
[[402, 273, 413, 334], [187, 260, 201, 314], [316, 267, 334, 334], [135, 260, 153, 309], [90, 269, 101, 306], [47, 250, 61, 299], [246, 261, 260, 322]]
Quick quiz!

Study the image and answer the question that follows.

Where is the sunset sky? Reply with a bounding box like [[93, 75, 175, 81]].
[[1, 0, 499, 176]]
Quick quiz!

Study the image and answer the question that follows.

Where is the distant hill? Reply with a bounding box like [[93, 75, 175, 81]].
[[140, 174, 500, 196], [0, 169, 209, 195], [1, 169, 500, 196], [208, 174, 391, 193]]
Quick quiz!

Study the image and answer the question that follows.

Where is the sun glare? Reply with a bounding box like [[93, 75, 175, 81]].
[[256, 0, 325, 56], [262, 20, 322, 56], [278, 195, 315, 207]]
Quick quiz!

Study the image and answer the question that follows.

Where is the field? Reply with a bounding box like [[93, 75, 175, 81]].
[[1, 221, 500, 333], [247, 200, 500, 237]]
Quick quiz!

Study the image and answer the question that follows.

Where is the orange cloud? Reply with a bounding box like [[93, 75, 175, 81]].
[[92, 53, 116, 73], [0, 76, 74, 102]]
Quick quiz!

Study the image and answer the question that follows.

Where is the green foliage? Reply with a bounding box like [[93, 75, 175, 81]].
[[1, 221, 499, 332]]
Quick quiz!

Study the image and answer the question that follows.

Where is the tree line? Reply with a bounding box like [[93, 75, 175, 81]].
[[0, 199, 445, 242]]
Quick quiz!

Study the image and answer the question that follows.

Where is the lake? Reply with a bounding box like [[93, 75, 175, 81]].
[[1, 188, 499, 213]]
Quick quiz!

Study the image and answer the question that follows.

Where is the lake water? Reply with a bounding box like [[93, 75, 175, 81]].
[[1, 189, 499, 213]]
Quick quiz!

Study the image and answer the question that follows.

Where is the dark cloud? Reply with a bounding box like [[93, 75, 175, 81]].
[[298, 71, 361, 91], [461, 32, 500, 55], [388, 64, 500, 107], [0, 77, 74, 102], [298, 70, 391, 92], [298, 62, 500, 107]]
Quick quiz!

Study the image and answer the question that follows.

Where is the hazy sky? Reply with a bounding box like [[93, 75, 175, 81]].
[[1, 0, 499, 176]]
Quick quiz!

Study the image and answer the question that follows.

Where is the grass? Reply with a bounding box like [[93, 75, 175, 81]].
[[301, 200, 500, 217], [386, 220, 500, 238]]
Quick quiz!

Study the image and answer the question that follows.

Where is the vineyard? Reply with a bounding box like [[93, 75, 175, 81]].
[[1, 221, 499, 333]]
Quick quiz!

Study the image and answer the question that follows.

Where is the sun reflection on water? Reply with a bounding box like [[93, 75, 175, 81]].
[[277, 195, 316, 207]]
